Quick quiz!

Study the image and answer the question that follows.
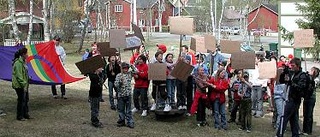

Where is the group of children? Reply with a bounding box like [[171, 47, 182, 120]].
[[83, 43, 318, 136]]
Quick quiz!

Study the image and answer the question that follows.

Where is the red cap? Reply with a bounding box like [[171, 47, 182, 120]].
[[157, 44, 167, 53], [288, 54, 294, 59]]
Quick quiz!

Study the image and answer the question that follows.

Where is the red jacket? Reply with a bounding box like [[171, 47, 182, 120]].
[[134, 63, 149, 88], [209, 78, 229, 104]]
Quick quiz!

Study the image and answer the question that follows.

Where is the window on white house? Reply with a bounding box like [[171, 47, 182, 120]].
[[115, 5, 123, 12]]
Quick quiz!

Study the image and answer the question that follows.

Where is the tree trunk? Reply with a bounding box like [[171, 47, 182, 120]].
[[27, 0, 34, 44], [8, 0, 20, 41], [43, 0, 50, 41], [78, 0, 92, 53], [210, 0, 215, 35], [49, 0, 54, 38], [218, 0, 227, 44], [158, 0, 163, 32]]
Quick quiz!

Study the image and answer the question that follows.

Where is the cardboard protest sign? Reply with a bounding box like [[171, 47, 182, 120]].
[[132, 23, 145, 42], [220, 40, 241, 53], [75, 55, 106, 74], [148, 63, 167, 80], [169, 16, 194, 35], [109, 29, 126, 48], [294, 29, 314, 48], [97, 42, 118, 56], [204, 34, 216, 51], [124, 36, 142, 50], [231, 52, 255, 69], [171, 61, 194, 81], [190, 36, 206, 53], [258, 60, 277, 79]]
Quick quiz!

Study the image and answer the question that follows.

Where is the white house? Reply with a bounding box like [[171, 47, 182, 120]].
[[279, 1, 312, 59]]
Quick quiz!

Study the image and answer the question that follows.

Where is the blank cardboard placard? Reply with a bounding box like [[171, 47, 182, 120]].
[[294, 29, 314, 48], [171, 61, 194, 81], [169, 16, 194, 35], [190, 36, 206, 53], [220, 40, 241, 53], [132, 23, 145, 42], [204, 34, 216, 51], [231, 52, 255, 69], [75, 55, 106, 74], [109, 29, 126, 48], [258, 60, 277, 79], [97, 42, 118, 56], [148, 63, 167, 80]]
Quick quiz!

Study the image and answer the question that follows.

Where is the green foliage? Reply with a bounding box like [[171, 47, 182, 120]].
[[56, 10, 82, 43], [280, 0, 320, 59]]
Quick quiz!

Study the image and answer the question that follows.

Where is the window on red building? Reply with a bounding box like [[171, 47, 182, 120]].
[[115, 5, 123, 13]]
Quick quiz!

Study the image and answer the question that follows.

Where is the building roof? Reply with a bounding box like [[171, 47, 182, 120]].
[[249, 4, 278, 15], [0, 12, 44, 24], [136, 0, 157, 9], [224, 9, 244, 20]]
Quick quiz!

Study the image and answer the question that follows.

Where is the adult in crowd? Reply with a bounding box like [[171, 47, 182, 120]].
[[206, 49, 225, 76], [51, 36, 67, 99], [276, 58, 308, 137], [12, 47, 30, 121]]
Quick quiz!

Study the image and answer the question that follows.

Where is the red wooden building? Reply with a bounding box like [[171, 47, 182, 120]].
[[247, 4, 278, 32]]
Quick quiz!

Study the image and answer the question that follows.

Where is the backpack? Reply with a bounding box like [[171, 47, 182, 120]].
[[298, 72, 314, 98]]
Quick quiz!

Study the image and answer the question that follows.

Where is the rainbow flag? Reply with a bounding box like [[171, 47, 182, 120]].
[[0, 41, 84, 85]]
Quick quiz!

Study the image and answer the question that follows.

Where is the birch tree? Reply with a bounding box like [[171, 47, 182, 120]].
[[43, 0, 50, 41], [27, 0, 34, 44], [78, 0, 95, 52], [158, 0, 164, 32], [8, 0, 20, 41]]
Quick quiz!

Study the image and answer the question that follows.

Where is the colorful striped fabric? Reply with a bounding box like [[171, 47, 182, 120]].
[[0, 41, 84, 85]]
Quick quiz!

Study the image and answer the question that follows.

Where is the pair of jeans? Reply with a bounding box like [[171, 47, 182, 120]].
[[239, 98, 252, 130], [15, 88, 29, 119], [227, 88, 233, 112], [133, 88, 148, 110], [303, 97, 316, 134], [108, 80, 117, 107], [90, 97, 100, 123], [152, 84, 166, 108], [166, 79, 176, 105], [276, 99, 300, 137], [51, 85, 66, 96], [176, 79, 186, 107], [251, 85, 263, 116], [212, 99, 227, 129], [118, 96, 134, 125], [274, 98, 284, 130]]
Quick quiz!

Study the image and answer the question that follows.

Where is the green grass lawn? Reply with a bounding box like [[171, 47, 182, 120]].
[[0, 36, 319, 137]]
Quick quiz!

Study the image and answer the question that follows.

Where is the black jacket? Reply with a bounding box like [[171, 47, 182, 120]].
[[287, 70, 308, 103], [105, 62, 121, 82], [88, 73, 103, 98]]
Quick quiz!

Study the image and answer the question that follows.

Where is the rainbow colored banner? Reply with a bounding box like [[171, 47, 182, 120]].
[[0, 41, 84, 85]]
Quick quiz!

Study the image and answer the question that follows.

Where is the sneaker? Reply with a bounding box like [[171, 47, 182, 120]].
[[239, 127, 245, 131], [246, 130, 251, 133], [163, 104, 172, 112], [141, 110, 147, 117], [182, 105, 187, 110], [53, 95, 58, 99], [110, 106, 116, 111], [117, 121, 125, 127], [0, 111, 6, 117], [132, 108, 139, 113], [92, 122, 104, 128], [127, 123, 134, 128], [185, 113, 191, 116], [178, 106, 183, 110], [150, 104, 156, 111], [61, 95, 67, 99]]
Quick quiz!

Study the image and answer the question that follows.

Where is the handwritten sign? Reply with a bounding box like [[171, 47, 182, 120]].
[[75, 55, 106, 74], [190, 36, 206, 53], [171, 61, 194, 81], [258, 60, 277, 79], [97, 42, 118, 56], [204, 34, 216, 51], [109, 29, 126, 48], [169, 16, 194, 35], [148, 63, 167, 80], [220, 40, 242, 53], [294, 29, 314, 48], [231, 52, 255, 69]]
